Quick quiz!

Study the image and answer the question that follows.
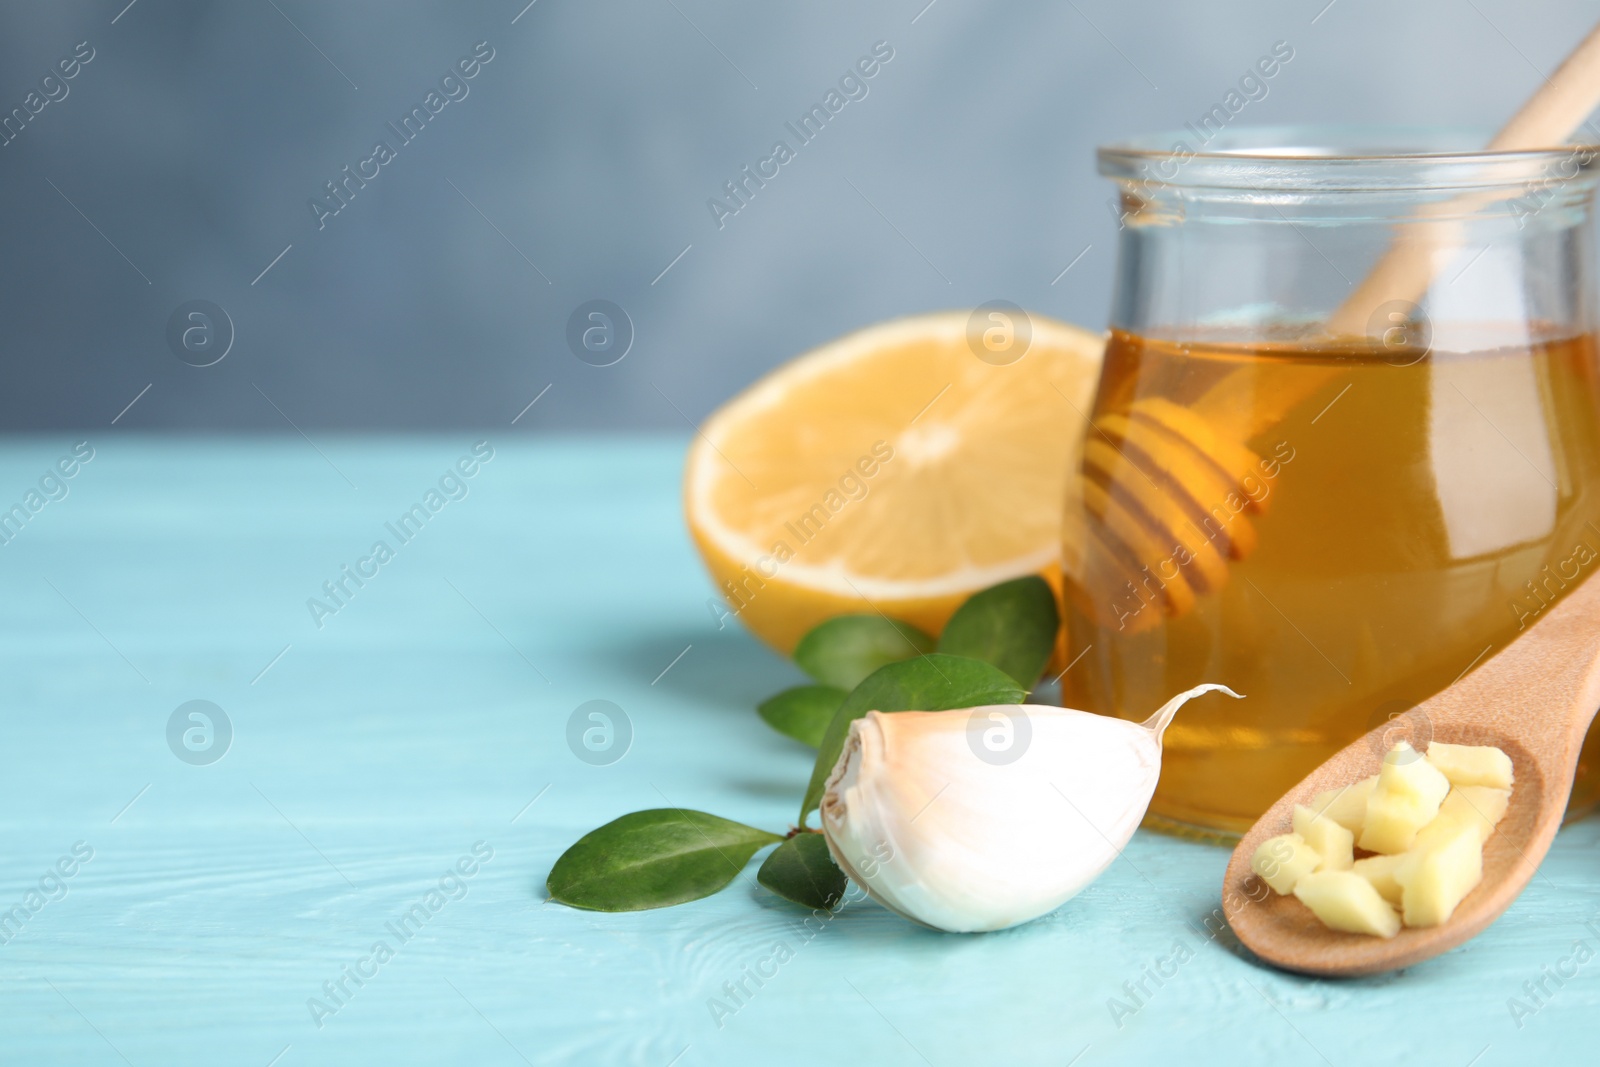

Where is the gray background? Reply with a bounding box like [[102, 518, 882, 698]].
[[0, 0, 1594, 432]]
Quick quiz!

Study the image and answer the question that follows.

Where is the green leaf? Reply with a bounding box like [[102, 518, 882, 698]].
[[799, 653, 1026, 826], [792, 615, 935, 690], [758, 685, 846, 748], [757, 833, 847, 910], [547, 809, 781, 912], [936, 575, 1061, 687]]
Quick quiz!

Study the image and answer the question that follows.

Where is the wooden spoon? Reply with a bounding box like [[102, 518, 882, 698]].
[[1221, 571, 1600, 977]]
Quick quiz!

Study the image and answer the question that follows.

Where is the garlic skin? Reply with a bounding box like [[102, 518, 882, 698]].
[[820, 684, 1240, 933]]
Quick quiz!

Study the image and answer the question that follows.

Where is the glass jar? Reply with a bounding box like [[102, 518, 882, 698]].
[[1062, 126, 1600, 837]]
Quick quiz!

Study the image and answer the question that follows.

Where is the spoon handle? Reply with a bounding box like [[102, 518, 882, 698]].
[[1325, 19, 1600, 337], [1420, 569, 1600, 766]]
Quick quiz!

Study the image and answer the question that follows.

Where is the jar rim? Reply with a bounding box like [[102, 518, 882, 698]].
[[1098, 125, 1600, 191]]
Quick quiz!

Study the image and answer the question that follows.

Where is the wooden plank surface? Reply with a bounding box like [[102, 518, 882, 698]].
[[0, 436, 1594, 1065]]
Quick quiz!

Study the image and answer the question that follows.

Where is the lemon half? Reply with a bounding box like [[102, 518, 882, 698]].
[[686, 311, 1105, 653]]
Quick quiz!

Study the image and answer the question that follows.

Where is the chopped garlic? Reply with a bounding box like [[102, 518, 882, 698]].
[[1351, 853, 1405, 905], [1396, 822, 1484, 927], [1359, 744, 1452, 854], [1265, 741, 1512, 937], [1308, 775, 1377, 833], [1292, 804, 1354, 871], [1251, 832, 1322, 895], [1425, 743, 1514, 790], [1293, 871, 1401, 938]]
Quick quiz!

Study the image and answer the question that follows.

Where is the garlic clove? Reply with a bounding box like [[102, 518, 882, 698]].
[[820, 684, 1239, 932]]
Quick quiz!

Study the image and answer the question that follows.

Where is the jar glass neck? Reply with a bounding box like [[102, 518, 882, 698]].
[[1102, 141, 1599, 348]]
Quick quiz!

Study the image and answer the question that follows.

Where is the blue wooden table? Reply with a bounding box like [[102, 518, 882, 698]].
[[1, 436, 1595, 1065]]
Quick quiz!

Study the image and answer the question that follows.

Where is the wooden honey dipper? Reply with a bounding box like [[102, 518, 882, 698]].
[[1072, 20, 1600, 632]]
